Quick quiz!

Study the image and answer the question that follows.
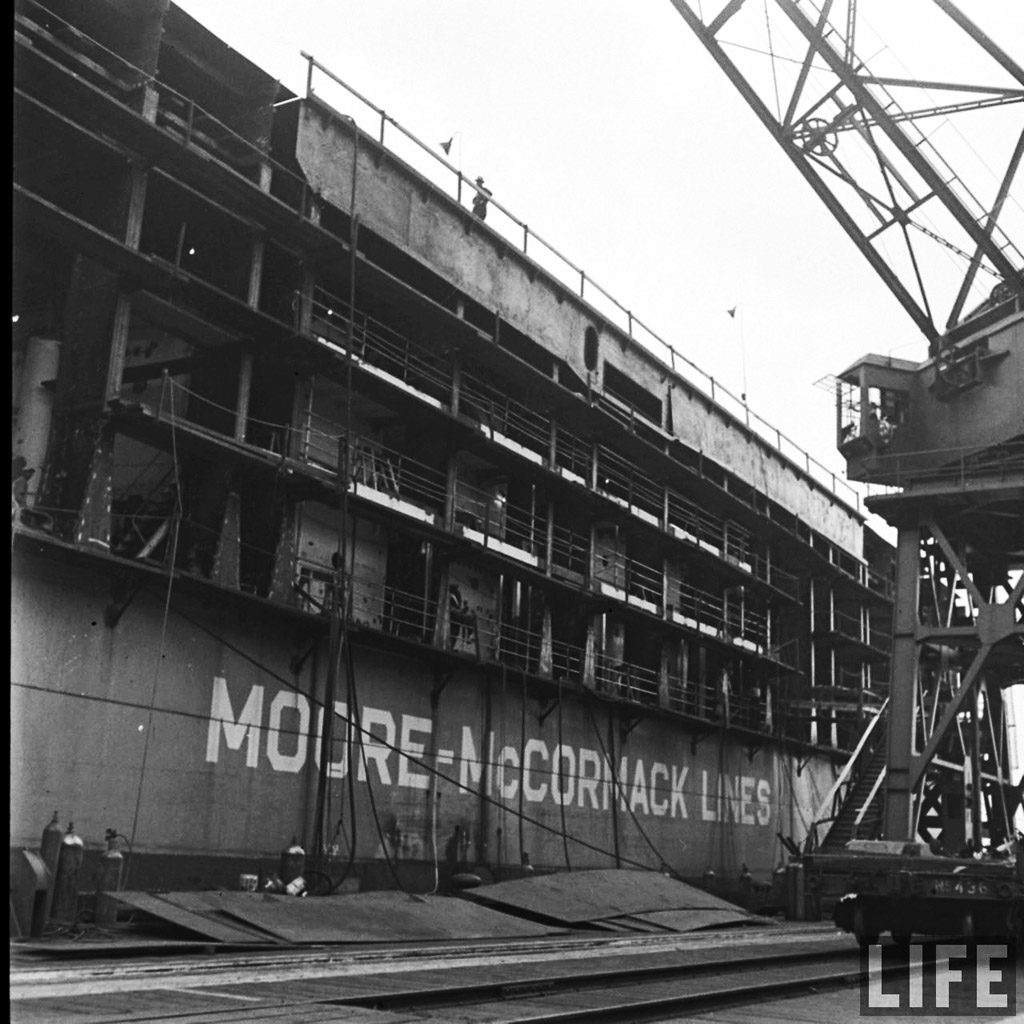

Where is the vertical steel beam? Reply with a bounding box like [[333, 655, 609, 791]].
[[884, 520, 921, 840]]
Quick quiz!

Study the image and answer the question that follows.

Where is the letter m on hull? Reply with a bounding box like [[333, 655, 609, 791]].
[[206, 678, 264, 767]]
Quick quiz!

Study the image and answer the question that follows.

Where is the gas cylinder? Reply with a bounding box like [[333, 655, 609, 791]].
[[95, 829, 124, 925], [279, 836, 305, 885], [40, 811, 62, 878], [39, 811, 63, 925], [50, 823, 85, 924]]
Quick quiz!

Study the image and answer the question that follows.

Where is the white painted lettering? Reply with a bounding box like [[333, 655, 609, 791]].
[[721, 774, 738, 822], [497, 745, 520, 800], [266, 691, 310, 773], [650, 763, 669, 816], [550, 744, 575, 806], [618, 756, 629, 811], [312, 701, 349, 778], [459, 725, 482, 790], [756, 779, 771, 824], [740, 775, 755, 825], [522, 738, 549, 802], [357, 707, 395, 784], [670, 765, 688, 819], [577, 747, 602, 809], [206, 677, 263, 767], [398, 714, 431, 790], [701, 770, 717, 821], [629, 758, 650, 815]]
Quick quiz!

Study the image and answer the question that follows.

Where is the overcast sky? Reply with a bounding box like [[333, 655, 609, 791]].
[[172, 1, 1023, 529]]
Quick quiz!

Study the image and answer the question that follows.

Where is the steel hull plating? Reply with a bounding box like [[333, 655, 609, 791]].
[[12, 542, 835, 890]]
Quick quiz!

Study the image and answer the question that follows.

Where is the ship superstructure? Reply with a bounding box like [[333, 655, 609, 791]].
[[12, 0, 893, 893]]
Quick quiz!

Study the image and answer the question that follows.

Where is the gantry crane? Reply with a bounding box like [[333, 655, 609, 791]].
[[670, 0, 1023, 939]]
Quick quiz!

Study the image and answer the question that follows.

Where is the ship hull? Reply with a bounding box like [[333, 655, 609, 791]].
[[12, 539, 835, 892]]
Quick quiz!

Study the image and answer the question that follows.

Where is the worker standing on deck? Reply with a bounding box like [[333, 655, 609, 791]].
[[472, 177, 492, 220]]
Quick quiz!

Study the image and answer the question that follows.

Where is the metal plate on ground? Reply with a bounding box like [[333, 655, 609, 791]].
[[155, 891, 300, 940], [207, 890, 563, 943], [465, 868, 752, 928], [112, 891, 284, 944], [597, 908, 758, 932]]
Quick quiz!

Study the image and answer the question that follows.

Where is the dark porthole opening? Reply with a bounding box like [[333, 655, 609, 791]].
[[584, 325, 598, 372]]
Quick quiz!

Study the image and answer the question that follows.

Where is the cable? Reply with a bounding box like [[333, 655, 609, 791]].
[[430, 784, 440, 895], [346, 636, 407, 891], [169, 604, 661, 871], [123, 378, 183, 890], [315, 126, 362, 890], [763, 0, 782, 123], [583, 703, 676, 874], [518, 670, 527, 866], [556, 678, 572, 870]]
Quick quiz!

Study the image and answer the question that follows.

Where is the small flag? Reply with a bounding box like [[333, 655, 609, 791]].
[[439, 137, 453, 155], [726, 306, 737, 318]]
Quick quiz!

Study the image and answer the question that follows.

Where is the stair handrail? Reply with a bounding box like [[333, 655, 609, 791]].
[[853, 766, 888, 827], [808, 697, 889, 840]]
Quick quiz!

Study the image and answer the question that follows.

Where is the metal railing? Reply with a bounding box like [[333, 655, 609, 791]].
[[552, 426, 592, 482], [346, 437, 448, 511], [300, 52, 864, 513], [145, 374, 860, 667], [15, 498, 858, 740], [453, 479, 544, 560], [724, 599, 768, 648], [19, 1, 316, 210], [16, 1, 864, 520], [459, 374, 551, 457], [664, 674, 770, 729], [595, 655, 661, 704], [302, 298, 826, 603], [814, 607, 892, 653], [550, 520, 590, 578], [596, 444, 664, 521], [309, 286, 452, 405], [862, 441, 1024, 491]]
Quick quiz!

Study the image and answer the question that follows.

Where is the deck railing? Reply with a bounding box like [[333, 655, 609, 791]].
[[300, 299, 831, 600], [299, 51, 864, 513], [16, 0, 863, 516]]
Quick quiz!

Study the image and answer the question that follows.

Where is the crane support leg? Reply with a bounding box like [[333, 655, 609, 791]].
[[883, 522, 920, 841]]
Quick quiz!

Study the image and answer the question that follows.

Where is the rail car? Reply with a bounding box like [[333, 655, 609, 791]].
[[813, 841, 1024, 943]]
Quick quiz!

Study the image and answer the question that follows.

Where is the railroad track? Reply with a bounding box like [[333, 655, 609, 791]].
[[327, 943, 865, 1023], [12, 927, 870, 1023]]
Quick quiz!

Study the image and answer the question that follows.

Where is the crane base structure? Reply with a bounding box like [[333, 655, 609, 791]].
[[668, 0, 1024, 941], [824, 301, 1024, 941]]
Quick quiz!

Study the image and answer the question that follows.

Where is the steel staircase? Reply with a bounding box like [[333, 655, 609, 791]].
[[805, 699, 889, 855], [819, 745, 887, 852]]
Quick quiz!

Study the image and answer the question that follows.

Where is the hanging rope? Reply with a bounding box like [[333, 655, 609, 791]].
[[124, 377, 183, 888]]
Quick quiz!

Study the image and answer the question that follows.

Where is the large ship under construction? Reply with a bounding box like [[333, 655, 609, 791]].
[[11, 0, 902, 898]]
